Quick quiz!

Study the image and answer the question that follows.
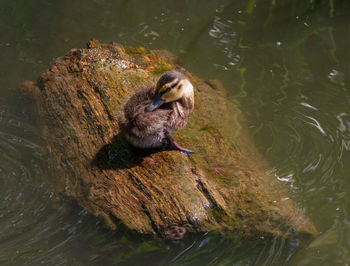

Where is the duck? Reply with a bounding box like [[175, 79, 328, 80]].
[[118, 70, 194, 153]]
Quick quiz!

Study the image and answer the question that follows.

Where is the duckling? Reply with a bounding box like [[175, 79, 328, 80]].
[[118, 70, 194, 153]]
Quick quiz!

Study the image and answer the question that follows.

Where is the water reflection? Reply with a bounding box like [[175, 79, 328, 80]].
[[1, 0, 350, 265]]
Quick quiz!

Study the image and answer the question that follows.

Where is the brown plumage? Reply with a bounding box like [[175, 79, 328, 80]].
[[118, 70, 194, 153]]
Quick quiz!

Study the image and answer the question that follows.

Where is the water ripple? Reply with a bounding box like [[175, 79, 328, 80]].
[[0, 100, 78, 265]]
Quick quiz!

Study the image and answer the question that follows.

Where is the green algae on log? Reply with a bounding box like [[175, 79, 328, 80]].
[[24, 40, 317, 239]]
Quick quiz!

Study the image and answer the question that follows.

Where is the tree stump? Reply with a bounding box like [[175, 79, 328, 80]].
[[24, 40, 316, 240]]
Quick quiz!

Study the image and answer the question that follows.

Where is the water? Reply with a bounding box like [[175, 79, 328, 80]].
[[1, 0, 350, 265]]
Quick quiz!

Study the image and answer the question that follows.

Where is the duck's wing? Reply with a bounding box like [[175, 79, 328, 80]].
[[122, 86, 172, 135], [123, 86, 154, 123], [134, 106, 171, 135], [167, 97, 193, 129]]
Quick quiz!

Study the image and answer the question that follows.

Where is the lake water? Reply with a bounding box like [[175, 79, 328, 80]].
[[1, 0, 350, 265]]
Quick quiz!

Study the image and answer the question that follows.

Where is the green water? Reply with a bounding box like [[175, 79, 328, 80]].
[[1, 0, 350, 265]]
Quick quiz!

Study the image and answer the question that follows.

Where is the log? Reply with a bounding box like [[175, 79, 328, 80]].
[[24, 40, 316, 240]]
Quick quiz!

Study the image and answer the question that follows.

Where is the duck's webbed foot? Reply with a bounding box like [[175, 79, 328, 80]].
[[165, 130, 194, 154]]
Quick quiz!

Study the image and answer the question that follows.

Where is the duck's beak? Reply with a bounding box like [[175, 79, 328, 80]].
[[147, 94, 164, 112]]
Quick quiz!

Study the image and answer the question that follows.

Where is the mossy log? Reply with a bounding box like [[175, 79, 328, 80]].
[[24, 40, 316, 239]]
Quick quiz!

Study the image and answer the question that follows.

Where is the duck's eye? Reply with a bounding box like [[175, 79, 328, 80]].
[[160, 82, 178, 96], [170, 82, 178, 89]]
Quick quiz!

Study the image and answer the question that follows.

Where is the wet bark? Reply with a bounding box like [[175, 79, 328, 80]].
[[24, 40, 317, 240]]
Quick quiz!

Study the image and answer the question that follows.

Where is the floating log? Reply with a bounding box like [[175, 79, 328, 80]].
[[24, 40, 316, 239]]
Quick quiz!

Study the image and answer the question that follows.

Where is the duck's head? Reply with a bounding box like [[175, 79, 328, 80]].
[[147, 70, 194, 112]]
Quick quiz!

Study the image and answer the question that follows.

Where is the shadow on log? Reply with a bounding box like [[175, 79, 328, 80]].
[[91, 133, 167, 171], [23, 40, 317, 240]]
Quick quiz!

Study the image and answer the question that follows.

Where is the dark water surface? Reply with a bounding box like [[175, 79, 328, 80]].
[[1, 0, 350, 265]]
